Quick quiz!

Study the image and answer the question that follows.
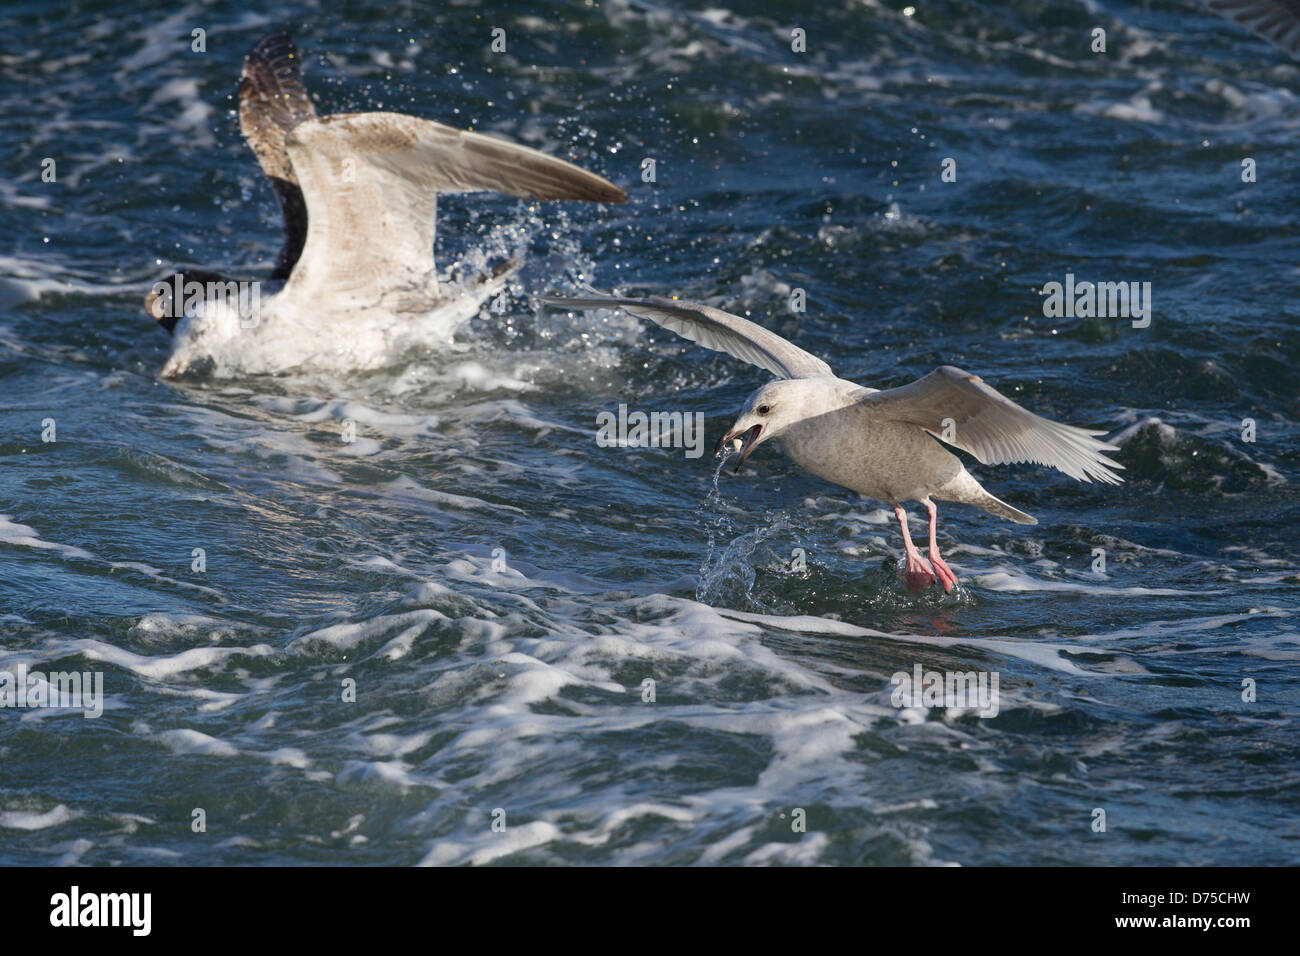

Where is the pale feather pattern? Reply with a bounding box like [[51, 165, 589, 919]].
[[283, 114, 624, 310], [1205, 0, 1300, 56], [537, 294, 834, 379], [284, 114, 627, 309], [860, 367, 1123, 485]]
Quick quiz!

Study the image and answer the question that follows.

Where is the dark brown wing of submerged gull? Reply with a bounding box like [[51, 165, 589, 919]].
[[1206, 0, 1300, 56], [237, 32, 316, 279]]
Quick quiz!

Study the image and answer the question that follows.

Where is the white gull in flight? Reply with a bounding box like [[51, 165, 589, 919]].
[[148, 33, 625, 377], [540, 293, 1123, 594]]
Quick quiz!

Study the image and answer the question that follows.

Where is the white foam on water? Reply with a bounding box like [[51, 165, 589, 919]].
[[0, 515, 93, 560], [108, 561, 223, 598], [1077, 93, 1166, 124], [150, 727, 240, 758], [253, 395, 443, 437], [54, 839, 95, 866], [712, 607, 1121, 676], [70, 638, 275, 681], [1080, 608, 1300, 664], [0, 255, 126, 309], [129, 613, 259, 642], [0, 517, 228, 602], [380, 475, 527, 516], [972, 568, 1211, 597], [419, 820, 562, 866], [349, 557, 962, 864], [0, 805, 79, 831], [289, 608, 449, 654]]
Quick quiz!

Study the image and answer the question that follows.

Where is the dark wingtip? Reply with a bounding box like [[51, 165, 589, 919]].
[[238, 32, 314, 276], [239, 32, 313, 127], [1206, 0, 1300, 58], [248, 32, 299, 63]]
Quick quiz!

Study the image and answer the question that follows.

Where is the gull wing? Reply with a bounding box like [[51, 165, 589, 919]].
[[538, 293, 835, 380], [1205, 0, 1300, 56], [238, 33, 316, 279], [281, 112, 626, 305], [862, 366, 1124, 484]]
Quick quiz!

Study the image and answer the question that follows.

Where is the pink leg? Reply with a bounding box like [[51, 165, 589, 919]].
[[924, 499, 958, 594], [893, 504, 936, 593]]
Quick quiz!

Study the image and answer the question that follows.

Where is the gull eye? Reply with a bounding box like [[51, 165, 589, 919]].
[[757, 404, 771, 415]]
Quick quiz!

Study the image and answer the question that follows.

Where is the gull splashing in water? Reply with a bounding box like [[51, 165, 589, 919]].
[[148, 33, 626, 378]]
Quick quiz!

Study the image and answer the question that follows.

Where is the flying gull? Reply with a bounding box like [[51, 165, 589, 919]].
[[147, 33, 625, 376], [540, 293, 1123, 594]]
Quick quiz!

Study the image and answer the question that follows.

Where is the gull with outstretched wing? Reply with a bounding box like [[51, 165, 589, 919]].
[[540, 293, 1122, 594], [148, 34, 625, 376]]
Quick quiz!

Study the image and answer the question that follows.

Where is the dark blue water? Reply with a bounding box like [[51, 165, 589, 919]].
[[1, 0, 1297, 864]]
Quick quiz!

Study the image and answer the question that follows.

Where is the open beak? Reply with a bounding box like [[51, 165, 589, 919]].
[[714, 423, 763, 473]]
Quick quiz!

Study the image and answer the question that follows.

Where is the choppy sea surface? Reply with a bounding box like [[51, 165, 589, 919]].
[[1, 0, 1297, 865]]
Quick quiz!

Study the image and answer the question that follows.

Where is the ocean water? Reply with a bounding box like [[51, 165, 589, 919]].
[[1, 0, 1297, 865]]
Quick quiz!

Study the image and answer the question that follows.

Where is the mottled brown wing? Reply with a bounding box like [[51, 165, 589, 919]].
[[238, 33, 316, 278]]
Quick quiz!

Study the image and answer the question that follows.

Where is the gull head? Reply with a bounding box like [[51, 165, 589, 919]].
[[148, 275, 277, 378], [158, 303, 246, 378], [715, 379, 826, 473]]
